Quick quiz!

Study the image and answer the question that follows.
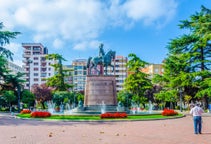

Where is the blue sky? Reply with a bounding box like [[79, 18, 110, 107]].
[[1, 0, 210, 66]]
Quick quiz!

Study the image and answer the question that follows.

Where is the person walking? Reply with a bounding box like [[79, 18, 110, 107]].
[[190, 103, 204, 134]]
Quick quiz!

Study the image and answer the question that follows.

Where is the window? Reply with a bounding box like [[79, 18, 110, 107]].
[[34, 57, 39, 60], [34, 78, 39, 81], [34, 68, 39, 71], [33, 46, 40, 51], [34, 73, 39, 76], [41, 68, 46, 71], [34, 62, 39, 66]]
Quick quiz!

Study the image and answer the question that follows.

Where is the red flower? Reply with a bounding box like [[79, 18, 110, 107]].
[[100, 112, 127, 119], [20, 109, 31, 114], [162, 109, 178, 116], [30, 111, 51, 118]]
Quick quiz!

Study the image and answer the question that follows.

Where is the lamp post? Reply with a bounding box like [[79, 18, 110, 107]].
[[27, 59, 33, 91], [179, 87, 183, 112], [17, 85, 21, 112]]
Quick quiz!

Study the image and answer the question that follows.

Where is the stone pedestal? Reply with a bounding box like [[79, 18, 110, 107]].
[[84, 75, 117, 107]]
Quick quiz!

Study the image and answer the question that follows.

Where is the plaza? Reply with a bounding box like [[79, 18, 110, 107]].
[[0, 113, 211, 144]]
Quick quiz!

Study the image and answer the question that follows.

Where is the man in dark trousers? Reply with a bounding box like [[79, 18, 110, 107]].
[[190, 103, 204, 134]]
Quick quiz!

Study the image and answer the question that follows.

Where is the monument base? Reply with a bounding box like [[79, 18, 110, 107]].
[[84, 75, 117, 107]]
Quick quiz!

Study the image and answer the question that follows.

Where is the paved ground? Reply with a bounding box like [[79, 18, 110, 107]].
[[0, 113, 211, 144]]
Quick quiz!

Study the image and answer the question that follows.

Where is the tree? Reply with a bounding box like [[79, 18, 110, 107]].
[[31, 84, 53, 109], [4, 72, 25, 112], [0, 22, 20, 60], [124, 53, 152, 106], [0, 22, 20, 89], [153, 6, 211, 108], [21, 90, 35, 109], [0, 56, 11, 89], [52, 91, 71, 106], [45, 54, 73, 91], [117, 90, 133, 108], [169, 6, 211, 107], [2, 90, 16, 112]]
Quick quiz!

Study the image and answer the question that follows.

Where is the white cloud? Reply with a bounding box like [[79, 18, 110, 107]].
[[73, 40, 101, 51], [5, 42, 23, 66], [0, 0, 177, 51], [122, 0, 177, 26], [5, 42, 21, 53], [53, 39, 64, 49]]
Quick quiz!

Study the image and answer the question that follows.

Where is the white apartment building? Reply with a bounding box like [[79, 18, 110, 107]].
[[105, 55, 128, 92], [7, 61, 24, 74], [22, 43, 55, 90]]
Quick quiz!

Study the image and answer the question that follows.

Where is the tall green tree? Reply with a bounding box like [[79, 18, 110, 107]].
[[124, 53, 152, 105], [0, 22, 20, 60], [46, 54, 73, 91], [0, 22, 20, 89], [154, 6, 211, 108]]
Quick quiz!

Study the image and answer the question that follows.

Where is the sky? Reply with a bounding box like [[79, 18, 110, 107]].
[[0, 0, 210, 66]]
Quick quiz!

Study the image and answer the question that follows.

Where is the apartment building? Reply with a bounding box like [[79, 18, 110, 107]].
[[141, 64, 163, 78], [0, 61, 24, 85], [22, 43, 55, 90], [72, 59, 87, 92], [7, 61, 24, 75], [63, 65, 74, 89], [104, 55, 128, 92]]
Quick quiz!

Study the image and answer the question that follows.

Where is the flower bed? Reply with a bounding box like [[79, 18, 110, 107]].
[[20, 109, 31, 114], [100, 112, 127, 119], [30, 111, 51, 118], [162, 109, 178, 116]]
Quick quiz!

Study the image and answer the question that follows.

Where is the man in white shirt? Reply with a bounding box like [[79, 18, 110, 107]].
[[190, 103, 204, 134]]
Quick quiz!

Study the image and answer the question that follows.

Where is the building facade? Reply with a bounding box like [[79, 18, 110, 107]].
[[7, 61, 24, 75], [141, 64, 163, 78], [101, 55, 128, 92], [113, 56, 128, 92], [22, 43, 55, 90], [71, 59, 87, 92], [63, 65, 74, 90]]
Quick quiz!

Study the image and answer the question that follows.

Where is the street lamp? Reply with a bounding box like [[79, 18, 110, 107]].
[[179, 87, 183, 112], [27, 59, 33, 91]]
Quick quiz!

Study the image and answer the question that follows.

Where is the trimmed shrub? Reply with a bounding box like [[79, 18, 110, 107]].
[[30, 111, 51, 118]]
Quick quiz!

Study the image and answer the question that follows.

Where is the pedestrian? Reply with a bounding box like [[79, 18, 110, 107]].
[[190, 103, 204, 134]]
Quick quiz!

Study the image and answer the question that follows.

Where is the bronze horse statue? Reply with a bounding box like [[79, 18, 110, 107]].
[[87, 44, 105, 74], [103, 50, 116, 75], [87, 50, 116, 75]]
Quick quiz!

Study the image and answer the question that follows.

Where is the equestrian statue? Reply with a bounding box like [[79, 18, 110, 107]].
[[87, 43, 116, 75]]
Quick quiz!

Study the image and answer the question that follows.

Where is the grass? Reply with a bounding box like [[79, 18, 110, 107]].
[[16, 113, 184, 121]]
